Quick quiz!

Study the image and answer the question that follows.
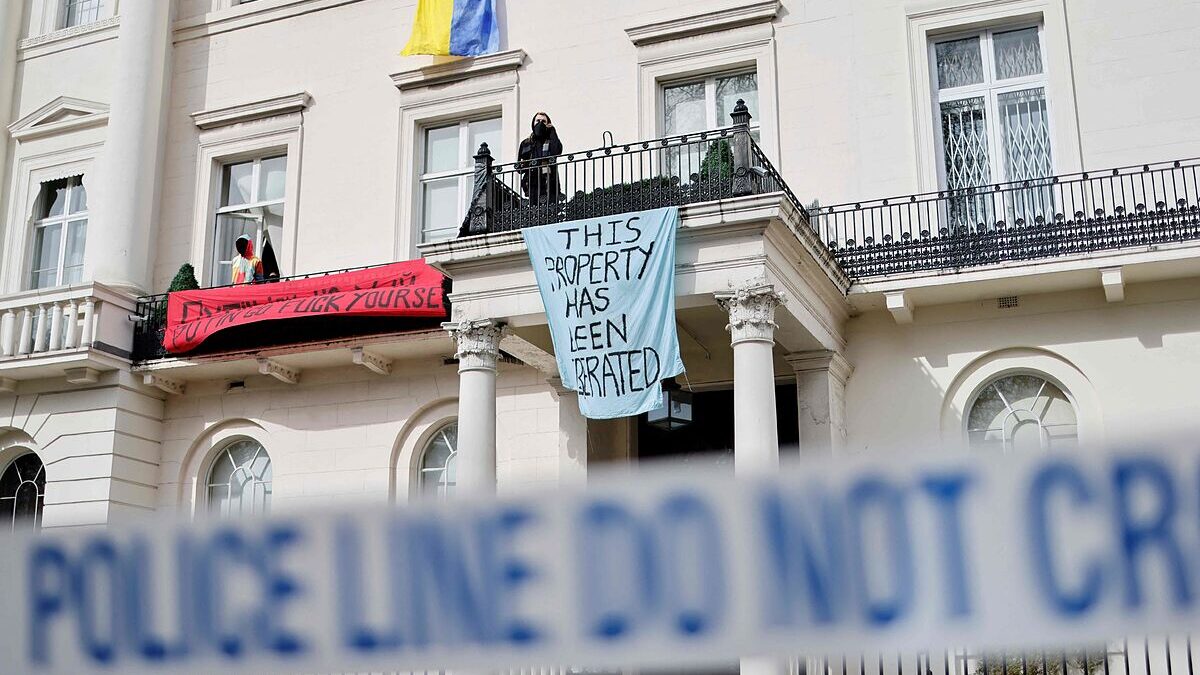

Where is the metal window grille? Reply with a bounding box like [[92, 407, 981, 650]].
[[0, 453, 45, 532]]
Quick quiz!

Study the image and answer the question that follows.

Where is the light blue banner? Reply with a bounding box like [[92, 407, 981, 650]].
[[522, 207, 685, 419]]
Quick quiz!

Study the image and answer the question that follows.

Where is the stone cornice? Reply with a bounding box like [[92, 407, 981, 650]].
[[17, 16, 120, 60], [391, 49, 527, 91], [625, 1, 780, 46], [191, 92, 312, 130], [174, 0, 367, 42]]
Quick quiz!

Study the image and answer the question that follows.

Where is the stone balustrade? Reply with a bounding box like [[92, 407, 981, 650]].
[[0, 283, 136, 364]]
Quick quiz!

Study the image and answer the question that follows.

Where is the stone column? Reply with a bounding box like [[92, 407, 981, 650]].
[[718, 280, 789, 675], [85, 0, 173, 292], [445, 319, 505, 494], [786, 350, 853, 458], [0, 0, 25, 228], [716, 279, 786, 473]]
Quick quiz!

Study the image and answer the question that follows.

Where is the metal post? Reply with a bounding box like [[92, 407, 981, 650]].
[[730, 98, 754, 197], [460, 142, 495, 237]]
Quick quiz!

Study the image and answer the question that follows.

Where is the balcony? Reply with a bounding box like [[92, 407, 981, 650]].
[[814, 159, 1200, 282], [0, 283, 136, 383]]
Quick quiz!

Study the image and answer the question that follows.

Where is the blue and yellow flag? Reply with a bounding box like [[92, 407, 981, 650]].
[[401, 0, 499, 57]]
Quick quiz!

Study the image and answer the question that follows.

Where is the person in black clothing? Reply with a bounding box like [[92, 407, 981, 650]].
[[517, 111, 563, 205]]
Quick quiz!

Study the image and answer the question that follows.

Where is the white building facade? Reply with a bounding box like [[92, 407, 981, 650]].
[[2, 0, 1200, 669]]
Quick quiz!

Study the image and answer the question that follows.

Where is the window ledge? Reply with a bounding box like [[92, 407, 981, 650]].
[[624, 0, 779, 46], [174, 0, 368, 42], [391, 49, 528, 92], [191, 92, 312, 130], [17, 16, 120, 61]]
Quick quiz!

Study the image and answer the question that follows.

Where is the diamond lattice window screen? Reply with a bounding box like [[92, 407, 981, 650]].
[[932, 25, 1054, 226]]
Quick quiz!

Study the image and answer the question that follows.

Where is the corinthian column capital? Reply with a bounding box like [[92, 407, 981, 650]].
[[443, 319, 506, 372], [715, 279, 786, 345]]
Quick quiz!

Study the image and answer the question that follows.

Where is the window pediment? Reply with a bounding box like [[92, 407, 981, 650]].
[[191, 92, 312, 131], [8, 97, 109, 141], [625, 0, 780, 46]]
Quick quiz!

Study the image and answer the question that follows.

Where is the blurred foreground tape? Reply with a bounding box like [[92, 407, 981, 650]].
[[4, 442, 1200, 674]]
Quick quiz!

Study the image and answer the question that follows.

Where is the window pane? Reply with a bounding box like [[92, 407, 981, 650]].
[[68, 179, 87, 214], [421, 177, 461, 242], [63, 220, 86, 284], [715, 72, 758, 126], [62, 0, 102, 28], [940, 97, 992, 189], [469, 118, 502, 162], [424, 125, 462, 174], [935, 36, 984, 89], [998, 87, 1052, 181], [663, 81, 706, 135], [420, 423, 458, 497], [212, 213, 259, 285], [38, 178, 69, 219], [222, 161, 254, 207], [258, 156, 287, 202], [31, 223, 62, 289], [1, 453, 44, 531], [993, 27, 1043, 80]]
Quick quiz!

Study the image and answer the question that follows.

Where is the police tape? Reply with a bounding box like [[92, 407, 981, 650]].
[[3, 441, 1200, 674]]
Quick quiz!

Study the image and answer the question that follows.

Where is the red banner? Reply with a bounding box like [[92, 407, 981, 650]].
[[164, 260, 446, 354]]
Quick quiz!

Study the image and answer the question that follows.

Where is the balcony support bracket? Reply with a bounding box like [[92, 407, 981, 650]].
[[1100, 266, 1125, 303], [143, 373, 186, 396], [0, 377, 16, 393], [257, 357, 299, 384], [885, 290, 914, 324], [351, 347, 392, 376], [64, 367, 100, 385]]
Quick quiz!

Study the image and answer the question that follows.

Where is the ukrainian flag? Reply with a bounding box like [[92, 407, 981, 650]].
[[401, 0, 500, 57]]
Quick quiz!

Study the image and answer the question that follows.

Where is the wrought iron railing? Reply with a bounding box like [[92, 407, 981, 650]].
[[131, 262, 420, 363], [458, 100, 809, 236], [812, 159, 1200, 280]]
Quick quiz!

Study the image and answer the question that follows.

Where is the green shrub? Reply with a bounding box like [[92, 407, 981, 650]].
[[157, 263, 200, 325]]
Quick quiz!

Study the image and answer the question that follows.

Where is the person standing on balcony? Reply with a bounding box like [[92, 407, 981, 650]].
[[518, 112, 563, 206], [230, 235, 264, 285]]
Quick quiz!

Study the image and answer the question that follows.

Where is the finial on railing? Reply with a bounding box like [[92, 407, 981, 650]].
[[473, 142, 493, 163], [730, 98, 752, 127], [602, 130, 615, 147]]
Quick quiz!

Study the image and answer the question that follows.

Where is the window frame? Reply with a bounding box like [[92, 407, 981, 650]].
[[190, 112, 303, 288], [204, 438, 273, 517], [28, 175, 88, 290], [904, 0, 1083, 192], [1, 452, 46, 532], [417, 116, 502, 244], [418, 420, 458, 498], [964, 370, 1078, 453], [930, 22, 1053, 190], [209, 154, 288, 286]]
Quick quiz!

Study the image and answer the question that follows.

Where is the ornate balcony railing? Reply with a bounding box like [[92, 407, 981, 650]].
[[813, 158, 1200, 280], [458, 100, 809, 237], [0, 283, 135, 368]]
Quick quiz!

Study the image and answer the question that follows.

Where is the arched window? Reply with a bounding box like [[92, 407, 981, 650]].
[[1, 452, 45, 531], [967, 373, 1078, 453], [207, 439, 272, 516], [419, 421, 457, 497]]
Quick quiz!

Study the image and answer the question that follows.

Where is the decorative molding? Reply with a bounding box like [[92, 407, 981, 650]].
[[8, 97, 110, 141], [191, 92, 312, 130], [785, 350, 854, 386], [714, 278, 785, 345], [18, 15, 120, 60], [143, 373, 186, 396], [625, 1, 780, 46], [257, 357, 300, 384], [0, 378, 16, 393], [174, 0, 368, 42], [1100, 266, 1124, 303], [443, 319, 506, 373], [885, 290, 914, 324], [64, 367, 99, 384], [391, 49, 527, 92], [351, 347, 392, 375]]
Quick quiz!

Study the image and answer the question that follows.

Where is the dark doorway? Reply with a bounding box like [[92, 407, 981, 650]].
[[636, 383, 799, 466]]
